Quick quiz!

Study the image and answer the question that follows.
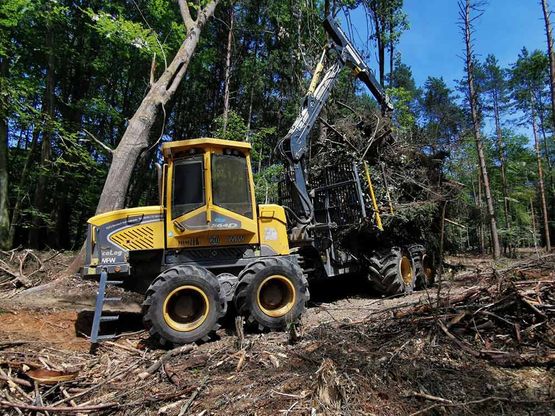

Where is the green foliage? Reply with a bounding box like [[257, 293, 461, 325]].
[[387, 86, 415, 131], [85, 8, 165, 59], [254, 164, 283, 204], [1, 0, 552, 254], [420, 76, 464, 150], [212, 111, 249, 142], [0, 0, 34, 55]]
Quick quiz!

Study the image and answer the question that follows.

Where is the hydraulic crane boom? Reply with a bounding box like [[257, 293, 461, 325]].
[[279, 15, 393, 228]]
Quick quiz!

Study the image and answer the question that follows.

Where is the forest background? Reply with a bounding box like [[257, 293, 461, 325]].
[[0, 0, 553, 259]]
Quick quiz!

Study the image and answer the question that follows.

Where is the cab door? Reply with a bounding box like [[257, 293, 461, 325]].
[[165, 152, 208, 248]]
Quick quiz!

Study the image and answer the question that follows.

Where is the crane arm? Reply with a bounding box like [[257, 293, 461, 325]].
[[322, 17, 393, 113], [279, 15, 393, 226]]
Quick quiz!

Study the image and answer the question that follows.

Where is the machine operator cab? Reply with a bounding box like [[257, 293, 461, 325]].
[[163, 138, 289, 255], [164, 139, 258, 249]]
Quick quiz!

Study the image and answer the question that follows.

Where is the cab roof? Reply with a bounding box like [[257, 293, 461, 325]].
[[161, 138, 251, 160]]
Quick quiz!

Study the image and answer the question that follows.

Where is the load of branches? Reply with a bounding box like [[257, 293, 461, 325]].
[[309, 107, 456, 253]]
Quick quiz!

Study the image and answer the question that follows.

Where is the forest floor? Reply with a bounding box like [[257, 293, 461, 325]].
[[0, 250, 553, 415]]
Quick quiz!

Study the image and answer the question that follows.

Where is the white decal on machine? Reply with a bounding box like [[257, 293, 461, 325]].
[[101, 249, 123, 257], [264, 227, 278, 241], [101, 257, 117, 264]]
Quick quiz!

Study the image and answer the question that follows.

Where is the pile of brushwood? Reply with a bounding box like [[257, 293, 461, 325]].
[[0, 248, 70, 291], [398, 255, 555, 368], [309, 108, 456, 253], [0, 255, 553, 415]]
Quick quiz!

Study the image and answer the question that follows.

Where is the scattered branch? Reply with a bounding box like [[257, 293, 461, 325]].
[[82, 129, 114, 155]]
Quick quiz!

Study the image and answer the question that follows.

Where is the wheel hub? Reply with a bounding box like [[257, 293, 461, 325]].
[[257, 275, 296, 318], [163, 285, 210, 332], [400, 256, 413, 285]]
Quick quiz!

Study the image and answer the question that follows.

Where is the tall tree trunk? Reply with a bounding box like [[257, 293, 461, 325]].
[[541, 0, 555, 132], [471, 177, 485, 253], [532, 105, 552, 251], [492, 91, 511, 232], [372, 12, 385, 86], [462, 0, 501, 258], [246, 84, 254, 140], [536, 101, 555, 246], [389, 19, 394, 86], [0, 57, 9, 249], [67, 0, 220, 274], [94, 0, 219, 214], [477, 174, 485, 253], [9, 128, 39, 246], [530, 197, 539, 255], [222, 6, 234, 133], [29, 25, 55, 248]]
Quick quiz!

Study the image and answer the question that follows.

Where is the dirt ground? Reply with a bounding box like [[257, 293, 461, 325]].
[[0, 251, 554, 415]]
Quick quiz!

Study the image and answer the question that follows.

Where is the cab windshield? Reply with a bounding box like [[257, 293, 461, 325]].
[[172, 156, 204, 219], [211, 153, 252, 218]]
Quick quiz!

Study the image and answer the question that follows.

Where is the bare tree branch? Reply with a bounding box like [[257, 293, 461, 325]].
[[177, 0, 195, 31], [83, 129, 114, 155]]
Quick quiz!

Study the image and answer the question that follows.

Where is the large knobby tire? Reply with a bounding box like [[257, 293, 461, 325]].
[[234, 257, 309, 331], [366, 247, 415, 296], [142, 265, 225, 346], [409, 245, 435, 289]]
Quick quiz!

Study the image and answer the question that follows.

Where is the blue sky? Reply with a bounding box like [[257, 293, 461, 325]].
[[340, 0, 548, 137], [343, 0, 547, 89], [398, 0, 547, 88]]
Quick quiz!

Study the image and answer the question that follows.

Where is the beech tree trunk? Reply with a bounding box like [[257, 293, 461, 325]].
[[541, 0, 555, 132], [532, 106, 552, 251], [94, 0, 219, 214], [222, 6, 234, 133], [0, 57, 9, 249], [462, 0, 501, 259], [67, 0, 220, 273]]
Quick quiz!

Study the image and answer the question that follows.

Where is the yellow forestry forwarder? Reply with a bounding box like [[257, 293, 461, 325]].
[[82, 16, 435, 346]]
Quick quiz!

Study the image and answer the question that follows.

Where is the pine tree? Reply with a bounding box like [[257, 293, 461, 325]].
[[460, 0, 501, 258]]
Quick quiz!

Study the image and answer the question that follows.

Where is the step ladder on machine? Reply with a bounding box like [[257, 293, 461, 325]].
[[90, 269, 123, 343]]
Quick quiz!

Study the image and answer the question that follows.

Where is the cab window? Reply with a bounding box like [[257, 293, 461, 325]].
[[211, 153, 253, 218], [172, 156, 204, 219]]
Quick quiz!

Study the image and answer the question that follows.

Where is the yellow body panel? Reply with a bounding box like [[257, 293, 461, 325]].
[[258, 204, 290, 255], [88, 206, 164, 227], [88, 206, 165, 252], [111, 221, 165, 251], [162, 138, 251, 160]]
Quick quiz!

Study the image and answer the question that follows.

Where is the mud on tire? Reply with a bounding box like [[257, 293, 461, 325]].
[[233, 257, 309, 331], [366, 247, 415, 296], [142, 265, 226, 346]]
